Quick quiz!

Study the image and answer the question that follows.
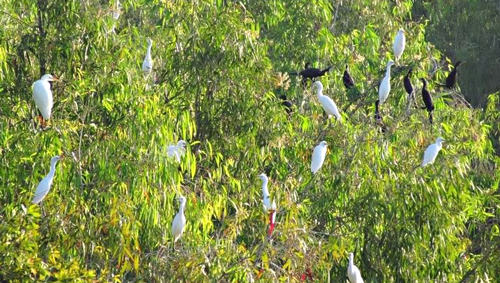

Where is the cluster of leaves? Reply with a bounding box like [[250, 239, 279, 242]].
[[0, 0, 498, 282]]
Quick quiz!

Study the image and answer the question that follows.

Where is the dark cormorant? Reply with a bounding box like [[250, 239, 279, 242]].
[[420, 78, 434, 124], [445, 61, 462, 89], [343, 64, 355, 90], [279, 95, 293, 115], [404, 68, 414, 98], [290, 62, 332, 87]]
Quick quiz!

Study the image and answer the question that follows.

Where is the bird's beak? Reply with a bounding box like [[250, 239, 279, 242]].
[[52, 77, 59, 82]]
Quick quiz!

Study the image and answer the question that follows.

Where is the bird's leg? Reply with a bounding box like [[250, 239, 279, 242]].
[[267, 210, 276, 237]]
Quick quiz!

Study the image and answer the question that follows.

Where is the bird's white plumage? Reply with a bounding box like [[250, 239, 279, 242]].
[[172, 196, 187, 242], [33, 74, 56, 120], [142, 38, 153, 73], [259, 173, 276, 212], [112, 0, 121, 20], [32, 156, 61, 204], [378, 60, 395, 104], [167, 140, 186, 162], [421, 137, 445, 167], [393, 29, 406, 61], [311, 141, 328, 174], [313, 81, 341, 121], [347, 253, 364, 283]]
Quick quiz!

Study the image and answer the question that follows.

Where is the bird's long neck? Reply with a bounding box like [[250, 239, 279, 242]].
[[146, 44, 152, 58], [315, 88, 323, 98], [422, 80, 427, 90], [179, 203, 185, 215], [349, 256, 353, 269], [48, 161, 58, 178], [261, 180, 270, 197], [385, 65, 392, 78], [435, 141, 443, 150]]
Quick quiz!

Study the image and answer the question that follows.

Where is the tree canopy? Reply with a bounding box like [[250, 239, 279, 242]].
[[0, 0, 499, 282]]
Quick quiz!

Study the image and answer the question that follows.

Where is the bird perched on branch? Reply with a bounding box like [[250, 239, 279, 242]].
[[343, 64, 355, 90], [313, 81, 341, 122], [32, 156, 61, 204], [33, 74, 58, 128], [418, 137, 445, 168], [420, 78, 434, 124], [311, 141, 328, 174], [347, 253, 364, 283], [172, 196, 187, 243], [142, 38, 153, 74], [167, 140, 187, 162], [259, 173, 277, 236], [443, 61, 462, 89], [279, 95, 293, 116], [290, 62, 333, 87], [378, 60, 395, 104], [393, 28, 406, 62]]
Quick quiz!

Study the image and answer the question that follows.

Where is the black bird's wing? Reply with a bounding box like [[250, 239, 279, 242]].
[[343, 70, 355, 89]]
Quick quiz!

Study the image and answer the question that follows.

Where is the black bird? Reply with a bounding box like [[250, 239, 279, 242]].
[[290, 62, 333, 87], [404, 68, 414, 98], [279, 95, 293, 115], [343, 64, 355, 90], [420, 78, 434, 124], [445, 61, 462, 89]]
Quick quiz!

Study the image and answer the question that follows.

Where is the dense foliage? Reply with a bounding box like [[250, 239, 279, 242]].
[[0, 0, 498, 282]]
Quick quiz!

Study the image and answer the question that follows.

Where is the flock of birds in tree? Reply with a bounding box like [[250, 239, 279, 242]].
[[28, 22, 464, 281]]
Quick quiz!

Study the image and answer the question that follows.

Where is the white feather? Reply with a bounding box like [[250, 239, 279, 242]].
[[142, 38, 153, 73], [32, 156, 61, 204], [378, 60, 394, 104], [33, 74, 55, 120], [167, 140, 186, 162], [347, 253, 364, 283], [172, 196, 187, 242], [393, 29, 406, 61], [259, 174, 276, 212], [421, 137, 445, 167], [311, 141, 328, 174], [313, 81, 341, 121]]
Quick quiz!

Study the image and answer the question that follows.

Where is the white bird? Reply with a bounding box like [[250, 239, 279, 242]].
[[33, 74, 58, 126], [112, 0, 121, 20], [259, 173, 276, 212], [311, 141, 328, 174], [393, 28, 406, 62], [32, 156, 61, 204], [171, 196, 187, 243], [378, 60, 395, 104], [142, 38, 153, 74], [259, 173, 277, 236], [312, 81, 341, 121], [347, 253, 364, 283], [421, 137, 445, 167], [167, 140, 187, 162]]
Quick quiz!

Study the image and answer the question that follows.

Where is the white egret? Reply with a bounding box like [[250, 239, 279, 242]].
[[378, 60, 395, 104], [347, 253, 364, 283], [393, 28, 406, 62], [112, 0, 121, 20], [33, 74, 58, 127], [167, 140, 187, 162], [142, 38, 153, 74], [171, 196, 187, 243], [420, 137, 445, 167], [32, 156, 61, 204], [312, 81, 341, 121], [311, 141, 328, 174], [259, 173, 277, 236]]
